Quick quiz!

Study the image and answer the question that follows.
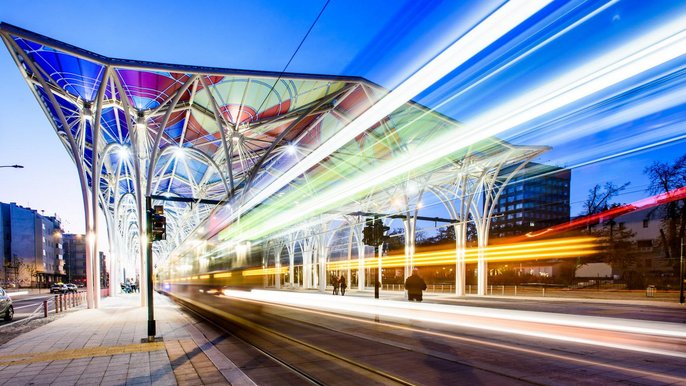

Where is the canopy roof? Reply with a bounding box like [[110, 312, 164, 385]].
[[1, 23, 544, 264]]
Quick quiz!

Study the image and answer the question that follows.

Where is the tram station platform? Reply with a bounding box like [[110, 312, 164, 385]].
[[0, 293, 254, 386]]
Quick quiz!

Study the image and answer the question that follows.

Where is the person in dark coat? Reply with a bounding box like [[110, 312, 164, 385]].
[[332, 275, 340, 295], [405, 268, 427, 302], [339, 275, 347, 296]]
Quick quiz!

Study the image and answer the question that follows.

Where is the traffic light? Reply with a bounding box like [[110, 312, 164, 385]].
[[151, 205, 166, 241], [373, 219, 390, 245], [362, 218, 374, 245]]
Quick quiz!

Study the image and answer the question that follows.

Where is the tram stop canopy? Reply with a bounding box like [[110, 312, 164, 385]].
[[0, 23, 545, 300]]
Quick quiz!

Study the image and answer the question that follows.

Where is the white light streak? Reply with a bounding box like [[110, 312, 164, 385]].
[[223, 290, 686, 358], [220, 0, 552, 228], [238, 15, 686, 240]]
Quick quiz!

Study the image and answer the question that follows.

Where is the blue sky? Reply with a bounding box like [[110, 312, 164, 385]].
[[0, 0, 504, 233], [1, 0, 686, 237]]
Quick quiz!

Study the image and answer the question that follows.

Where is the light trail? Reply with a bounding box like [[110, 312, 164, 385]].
[[217, 293, 686, 383], [525, 185, 686, 238], [226, 12, 686, 242], [169, 236, 599, 279], [223, 290, 686, 357], [213, 0, 552, 239]]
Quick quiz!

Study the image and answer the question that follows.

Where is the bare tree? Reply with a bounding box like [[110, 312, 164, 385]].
[[644, 155, 686, 264], [579, 182, 633, 270], [582, 182, 630, 217]]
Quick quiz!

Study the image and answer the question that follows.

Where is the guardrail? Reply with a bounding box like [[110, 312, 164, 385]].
[[0, 291, 87, 329]]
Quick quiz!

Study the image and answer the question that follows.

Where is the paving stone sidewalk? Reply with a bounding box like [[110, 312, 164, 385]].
[[0, 293, 252, 386]]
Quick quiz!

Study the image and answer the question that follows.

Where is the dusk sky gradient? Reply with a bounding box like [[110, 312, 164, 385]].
[[2, 0, 686, 249]]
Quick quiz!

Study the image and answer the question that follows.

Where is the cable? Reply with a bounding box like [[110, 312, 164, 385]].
[[254, 0, 331, 116]]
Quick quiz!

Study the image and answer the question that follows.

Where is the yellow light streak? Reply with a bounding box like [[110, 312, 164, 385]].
[[199, 275, 210, 280], [243, 267, 288, 277], [214, 272, 232, 278], [326, 237, 600, 271]]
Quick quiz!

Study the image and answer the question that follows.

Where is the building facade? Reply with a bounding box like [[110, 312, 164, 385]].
[[607, 208, 675, 288], [63, 233, 87, 285], [491, 162, 571, 238], [0, 202, 65, 287]]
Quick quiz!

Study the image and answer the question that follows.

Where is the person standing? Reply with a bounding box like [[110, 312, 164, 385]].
[[339, 275, 347, 296], [405, 268, 427, 302], [332, 275, 340, 295]]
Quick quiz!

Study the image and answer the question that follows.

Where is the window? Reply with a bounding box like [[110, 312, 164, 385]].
[[643, 219, 649, 228]]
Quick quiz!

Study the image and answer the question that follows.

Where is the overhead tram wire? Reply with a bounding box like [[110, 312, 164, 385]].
[[253, 0, 331, 116], [224, 0, 331, 234]]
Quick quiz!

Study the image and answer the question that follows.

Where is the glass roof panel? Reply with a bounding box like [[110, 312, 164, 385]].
[[13, 36, 105, 101]]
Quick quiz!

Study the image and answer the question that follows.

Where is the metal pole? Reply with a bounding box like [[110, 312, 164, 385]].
[[374, 245, 380, 299], [680, 238, 684, 305], [145, 196, 156, 342]]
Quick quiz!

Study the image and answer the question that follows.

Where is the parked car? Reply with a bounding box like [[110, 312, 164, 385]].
[[50, 283, 68, 294], [65, 283, 78, 293], [0, 288, 13, 321]]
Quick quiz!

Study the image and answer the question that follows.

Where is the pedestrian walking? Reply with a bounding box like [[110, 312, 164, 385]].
[[405, 267, 427, 302], [339, 275, 347, 296], [332, 275, 339, 295]]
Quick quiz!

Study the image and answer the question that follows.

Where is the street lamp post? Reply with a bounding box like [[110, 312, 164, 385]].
[[0, 164, 24, 168]]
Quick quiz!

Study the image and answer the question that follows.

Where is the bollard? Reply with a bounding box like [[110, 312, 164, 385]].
[[502, 285, 505, 296], [515, 285, 517, 296], [542, 287, 546, 297], [43, 300, 48, 317], [468, 285, 472, 294], [54, 295, 59, 314], [489, 285, 493, 295]]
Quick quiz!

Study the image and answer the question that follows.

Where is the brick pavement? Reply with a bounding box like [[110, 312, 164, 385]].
[[0, 293, 255, 386]]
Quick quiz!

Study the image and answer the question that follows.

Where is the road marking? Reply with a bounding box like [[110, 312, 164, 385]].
[[0, 341, 166, 366]]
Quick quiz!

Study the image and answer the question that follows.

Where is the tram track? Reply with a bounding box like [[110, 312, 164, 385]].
[[170, 292, 418, 386], [165, 290, 686, 385]]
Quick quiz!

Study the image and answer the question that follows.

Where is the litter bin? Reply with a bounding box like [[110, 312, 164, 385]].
[[646, 285, 656, 297]]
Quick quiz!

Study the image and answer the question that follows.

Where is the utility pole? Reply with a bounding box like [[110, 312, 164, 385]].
[[144, 197, 168, 342], [143, 194, 221, 343], [145, 196, 156, 342]]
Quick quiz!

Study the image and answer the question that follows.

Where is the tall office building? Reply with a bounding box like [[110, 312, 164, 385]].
[[63, 233, 87, 285], [491, 162, 571, 238], [0, 202, 65, 287]]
